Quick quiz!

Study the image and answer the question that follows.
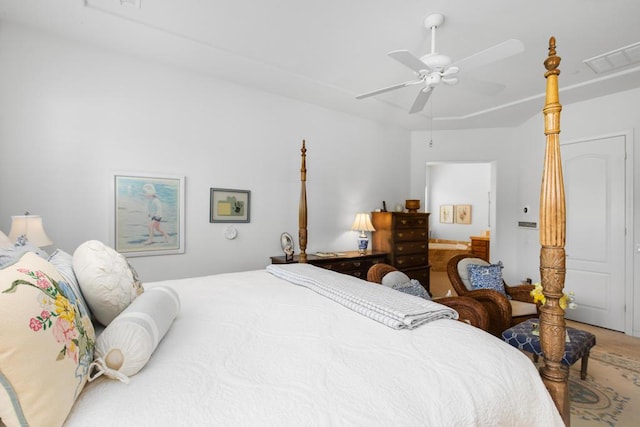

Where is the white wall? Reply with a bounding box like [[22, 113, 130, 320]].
[[0, 22, 411, 282], [411, 89, 640, 336], [427, 163, 491, 242], [513, 88, 640, 336], [410, 127, 520, 282]]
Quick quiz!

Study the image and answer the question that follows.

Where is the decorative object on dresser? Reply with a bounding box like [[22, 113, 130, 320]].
[[350, 213, 376, 254], [371, 211, 430, 293], [404, 199, 420, 213], [280, 232, 294, 261], [270, 250, 387, 279]]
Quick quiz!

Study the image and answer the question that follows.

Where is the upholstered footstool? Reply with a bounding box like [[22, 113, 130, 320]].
[[501, 318, 596, 380]]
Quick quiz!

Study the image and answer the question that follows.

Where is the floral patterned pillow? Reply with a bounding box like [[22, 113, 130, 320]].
[[467, 262, 508, 296], [0, 252, 95, 427]]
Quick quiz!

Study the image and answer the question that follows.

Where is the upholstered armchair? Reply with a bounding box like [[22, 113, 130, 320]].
[[367, 263, 489, 332], [446, 254, 538, 337]]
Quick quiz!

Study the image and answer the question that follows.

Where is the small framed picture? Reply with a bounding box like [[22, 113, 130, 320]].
[[439, 205, 454, 223], [112, 172, 185, 257], [455, 204, 472, 224], [210, 188, 250, 223]]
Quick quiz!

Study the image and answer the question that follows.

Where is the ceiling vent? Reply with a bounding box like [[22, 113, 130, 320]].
[[584, 41, 640, 74], [120, 0, 141, 8]]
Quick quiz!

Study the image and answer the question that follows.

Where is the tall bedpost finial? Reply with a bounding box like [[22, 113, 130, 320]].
[[299, 140, 308, 262], [544, 36, 561, 77], [539, 36, 569, 425]]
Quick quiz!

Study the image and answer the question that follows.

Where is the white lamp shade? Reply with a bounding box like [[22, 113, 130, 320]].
[[351, 213, 375, 232], [8, 214, 53, 247]]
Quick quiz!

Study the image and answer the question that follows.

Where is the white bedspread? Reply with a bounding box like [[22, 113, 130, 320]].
[[266, 263, 457, 329], [66, 269, 563, 426]]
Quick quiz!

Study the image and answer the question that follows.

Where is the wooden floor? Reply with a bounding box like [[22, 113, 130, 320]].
[[566, 319, 640, 361]]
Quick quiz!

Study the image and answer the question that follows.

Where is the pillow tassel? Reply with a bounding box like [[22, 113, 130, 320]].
[[89, 357, 131, 384]]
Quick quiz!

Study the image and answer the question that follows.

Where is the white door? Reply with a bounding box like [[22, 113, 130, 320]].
[[562, 135, 626, 331]]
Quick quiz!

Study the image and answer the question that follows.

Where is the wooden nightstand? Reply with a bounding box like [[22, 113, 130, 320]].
[[270, 250, 388, 279]]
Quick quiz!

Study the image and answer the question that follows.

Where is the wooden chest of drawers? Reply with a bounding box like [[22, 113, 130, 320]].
[[470, 236, 490, 262], [371, 212, 430, 293], [270, 251, 388, 279]]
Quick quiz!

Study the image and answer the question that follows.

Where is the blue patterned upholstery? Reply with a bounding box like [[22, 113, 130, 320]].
[[392, 279, 431, 300], [502, 319, 596, 369], [467, 263, 507, 296]]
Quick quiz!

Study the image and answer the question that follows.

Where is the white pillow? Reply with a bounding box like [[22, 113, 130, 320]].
[[381, 270, 411, 288], [73, 240, 144, 326], [90, 286, 180, 382]]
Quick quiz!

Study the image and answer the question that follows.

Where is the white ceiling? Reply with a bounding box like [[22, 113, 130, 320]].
[[2, 0, 640, 130]]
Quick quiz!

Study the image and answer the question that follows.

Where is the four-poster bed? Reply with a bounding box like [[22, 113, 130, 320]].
[[294, 36, 571, 423], [1, 39, 568, 427], [539, 36, 570, 424]]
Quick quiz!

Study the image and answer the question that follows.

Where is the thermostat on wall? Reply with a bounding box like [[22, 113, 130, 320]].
[[518, 221, 538, 229], [224, 226, 238, 240]]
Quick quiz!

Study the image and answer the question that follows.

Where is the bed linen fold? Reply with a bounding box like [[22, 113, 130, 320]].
[[266, 263, 457, 329]]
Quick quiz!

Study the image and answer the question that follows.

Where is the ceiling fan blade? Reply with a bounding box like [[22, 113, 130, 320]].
[[408, 87, 433, 114], [453, 39, 524, 71], [355, 79, 422, 99], [388, 50, 428, 73]]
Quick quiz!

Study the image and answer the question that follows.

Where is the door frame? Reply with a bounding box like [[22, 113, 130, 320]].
[[562, 129, 634, 336]]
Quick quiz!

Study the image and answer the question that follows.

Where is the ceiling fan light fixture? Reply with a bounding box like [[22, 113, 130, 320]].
[[420, 53, 451, 70], [426, 73, 441, 85], [442, 66, 459, 76], [442, 76, 459, 85]]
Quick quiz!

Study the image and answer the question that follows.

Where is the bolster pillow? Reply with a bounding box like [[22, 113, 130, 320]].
[[89, 286, 180, 383]]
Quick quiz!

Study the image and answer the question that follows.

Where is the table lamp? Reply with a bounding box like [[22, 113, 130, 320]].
[[8, 212, 53, 247], [351, 213, 375, 254]]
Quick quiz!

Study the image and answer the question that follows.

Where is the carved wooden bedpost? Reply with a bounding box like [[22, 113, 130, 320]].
[[299, 140, 308, 263], [539, 37, 569, 425]]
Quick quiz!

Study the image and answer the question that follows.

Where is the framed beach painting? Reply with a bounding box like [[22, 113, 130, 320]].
[[112, 172, 185, 257], [210, 188, 250, 223]]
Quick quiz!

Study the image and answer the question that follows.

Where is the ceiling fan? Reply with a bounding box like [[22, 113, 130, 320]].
[[356, 13, 525, 114]]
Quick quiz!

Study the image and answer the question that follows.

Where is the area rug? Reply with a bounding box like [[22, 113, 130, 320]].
[[570, 348, 640, 426]]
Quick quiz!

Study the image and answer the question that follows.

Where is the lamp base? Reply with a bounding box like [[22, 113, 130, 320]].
[[357, 236, 369, 254]]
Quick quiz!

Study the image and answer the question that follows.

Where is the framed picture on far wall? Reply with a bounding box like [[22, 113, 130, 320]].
[[455, 204, 472, 224], [112, 172, 185, 257], [439, 205, 454, 223], [210, 188, 251, 223]]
